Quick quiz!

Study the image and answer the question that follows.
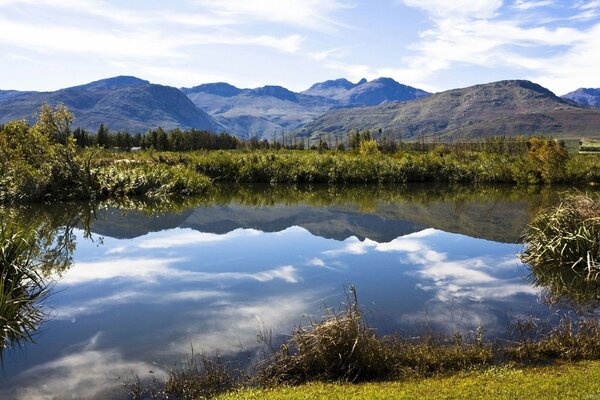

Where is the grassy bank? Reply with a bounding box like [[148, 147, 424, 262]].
[[217, 361, 600, 400]]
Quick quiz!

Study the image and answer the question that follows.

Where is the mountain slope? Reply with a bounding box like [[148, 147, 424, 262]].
[[562, 88, 600, 107], [304, 80, 600, 140], [183, 77, 429, 138], [0, 76, 224, 133]]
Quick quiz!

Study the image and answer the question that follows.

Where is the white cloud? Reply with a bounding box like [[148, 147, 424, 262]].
[[401, 0, 503, 18], [513, 0, 555, 10], [194, 0, 352, 31]]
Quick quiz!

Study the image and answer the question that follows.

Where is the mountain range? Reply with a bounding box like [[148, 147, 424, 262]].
[[181, 77, 429, 138], [306, 80, 600, 141], [1, 76, 599, 140], [0, 76, 223, 133]]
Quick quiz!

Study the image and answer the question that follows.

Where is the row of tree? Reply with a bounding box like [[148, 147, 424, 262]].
[[72, 125, 240, 151], [64, 112, 563, 157]]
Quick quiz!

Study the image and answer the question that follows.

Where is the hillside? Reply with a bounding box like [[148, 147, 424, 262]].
[[304, 80, 600, 141], [182, 78, 429, 138], [562, 88, 600, 107], [0, 76, 224, 133]]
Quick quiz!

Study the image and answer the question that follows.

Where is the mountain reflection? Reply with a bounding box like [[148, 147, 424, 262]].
[[91, 183, 558, 243]]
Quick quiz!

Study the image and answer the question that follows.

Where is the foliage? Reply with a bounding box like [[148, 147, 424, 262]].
[[358, 139, 380, 156], [0, 106, 213, 203], [526, 137, 570, 183]]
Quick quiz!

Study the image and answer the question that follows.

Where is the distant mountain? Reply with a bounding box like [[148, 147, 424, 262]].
[[183, 77, 429, 138], [562, 88, 600, 107], [183, 83, 337, 139], [302, 77, 430, 106], [304, 80, 600, 141], [0, 76, 223, 133]]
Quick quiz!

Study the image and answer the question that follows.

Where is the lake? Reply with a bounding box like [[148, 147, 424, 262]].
[[0, 184, 594, 399]]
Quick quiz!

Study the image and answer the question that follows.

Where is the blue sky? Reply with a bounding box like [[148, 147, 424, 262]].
[[0, 0, 598, 94]]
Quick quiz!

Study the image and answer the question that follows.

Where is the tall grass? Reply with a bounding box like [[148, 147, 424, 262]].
[[521, 193, 600, 281], [0, 225, 50, 362]]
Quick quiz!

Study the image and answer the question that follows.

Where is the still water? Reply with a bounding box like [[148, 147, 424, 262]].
[[0, 184, 590, 399]]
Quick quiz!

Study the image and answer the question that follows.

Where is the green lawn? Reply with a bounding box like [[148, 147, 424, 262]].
[[218, 361, 600, 400]]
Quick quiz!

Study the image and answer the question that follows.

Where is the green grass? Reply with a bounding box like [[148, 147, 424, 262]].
[[217, 361, 600, 400]]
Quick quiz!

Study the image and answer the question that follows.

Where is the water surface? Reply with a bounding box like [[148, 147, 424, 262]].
[[0, 184, 589, 399]]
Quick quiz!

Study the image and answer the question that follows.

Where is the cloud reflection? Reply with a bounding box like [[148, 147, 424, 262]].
[[60, 258, 299, 285], [3, 334, 165, 400], [137, 228, 261, 249]]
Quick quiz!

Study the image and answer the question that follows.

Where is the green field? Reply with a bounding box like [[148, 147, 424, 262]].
[[218, 361, 600, 400]]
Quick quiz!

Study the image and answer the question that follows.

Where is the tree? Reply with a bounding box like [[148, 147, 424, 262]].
[[97, 124, 110, 149], [34, 103, 73, 145], [527, 137, 569, 183]]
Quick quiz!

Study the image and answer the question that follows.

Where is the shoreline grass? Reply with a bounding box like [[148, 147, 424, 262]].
[[217, 360, 600, 400], [131, 287, 600, 399]]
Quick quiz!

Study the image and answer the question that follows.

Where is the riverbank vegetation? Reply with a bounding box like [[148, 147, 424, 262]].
[[2, 105, 600, 204]]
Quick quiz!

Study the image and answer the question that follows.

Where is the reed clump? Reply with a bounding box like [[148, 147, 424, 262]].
[[257, 288, 393, 385], [256, 287, 493, 386], [521, 193, 600, 280]]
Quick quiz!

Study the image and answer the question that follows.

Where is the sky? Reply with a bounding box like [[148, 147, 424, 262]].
[[0, 0, 598, 95]]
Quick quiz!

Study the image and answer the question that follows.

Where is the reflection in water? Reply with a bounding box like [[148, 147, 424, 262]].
[[0, 184, 595, 399], [529, 262, 600, 311], [0, 203, 93, 363]]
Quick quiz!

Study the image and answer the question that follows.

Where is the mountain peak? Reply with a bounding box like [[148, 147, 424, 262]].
[[78, 76, 150, 90], [488, 80, 558, 98], [182, 82, 243, 97], [306, 78, 359, 92], [248, 85, 298, 102]]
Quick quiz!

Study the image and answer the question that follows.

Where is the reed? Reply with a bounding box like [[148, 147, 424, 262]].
[[521, 192, 600, 280]]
